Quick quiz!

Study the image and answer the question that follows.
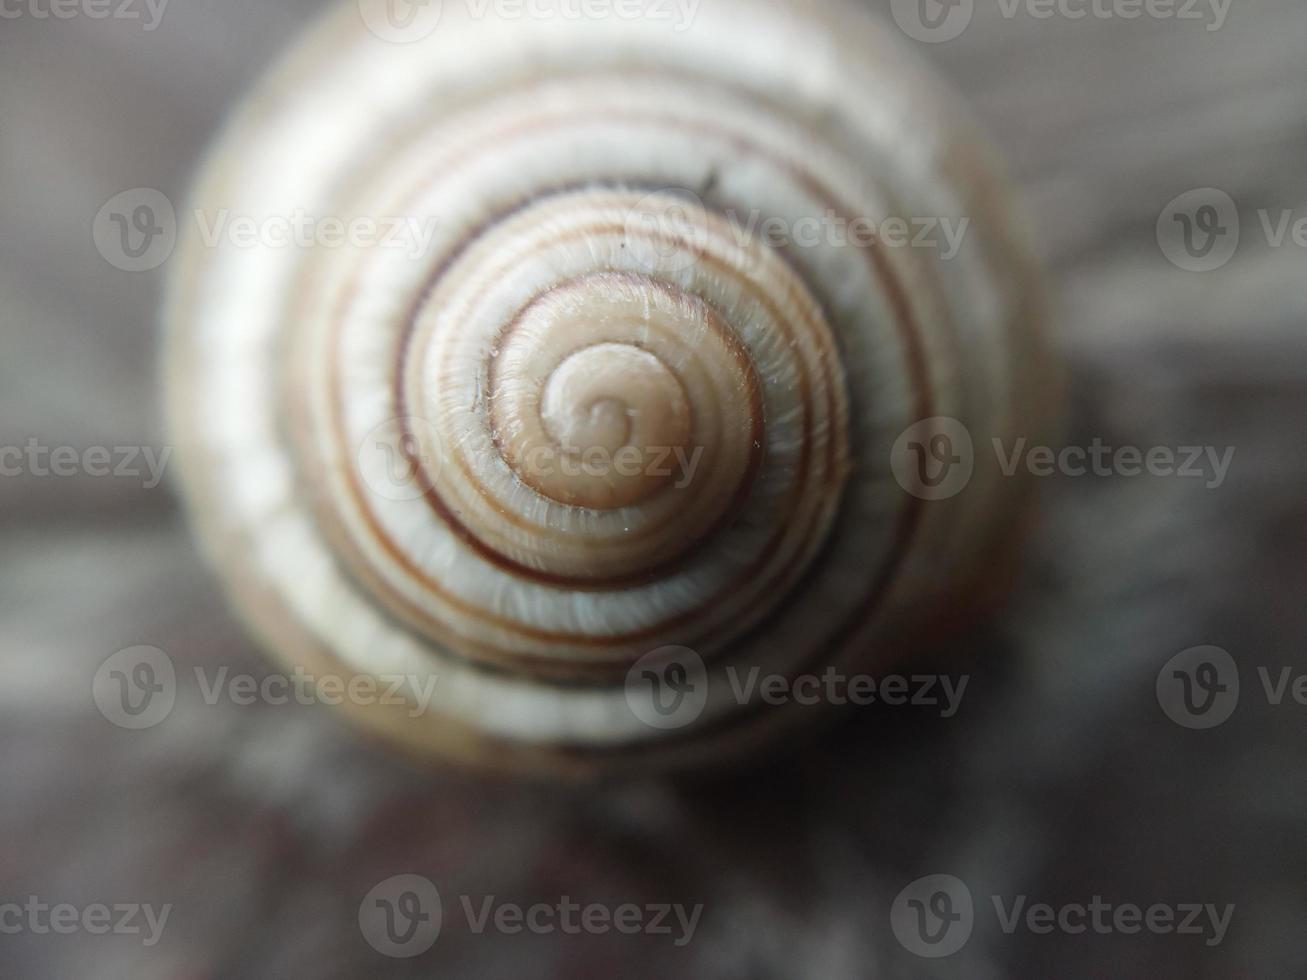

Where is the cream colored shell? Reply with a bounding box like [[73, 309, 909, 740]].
[[166, 0, 1055, 774]]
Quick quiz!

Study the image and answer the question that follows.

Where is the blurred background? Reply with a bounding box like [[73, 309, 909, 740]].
[[2, 0, 1306, 976]]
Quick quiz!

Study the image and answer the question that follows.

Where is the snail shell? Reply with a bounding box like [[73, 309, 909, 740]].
[[166, 0, 1055, 774]]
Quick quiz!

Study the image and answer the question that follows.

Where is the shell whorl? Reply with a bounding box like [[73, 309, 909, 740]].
[[167, 0, 1053, 772], [296, 177, 850, 674]]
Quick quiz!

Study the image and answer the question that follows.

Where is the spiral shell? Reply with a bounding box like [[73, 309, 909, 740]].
[[166, 0, 1055, 773]]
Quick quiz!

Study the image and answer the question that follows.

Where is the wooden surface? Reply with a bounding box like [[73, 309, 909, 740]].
[[2, 1, 1305, 977]]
